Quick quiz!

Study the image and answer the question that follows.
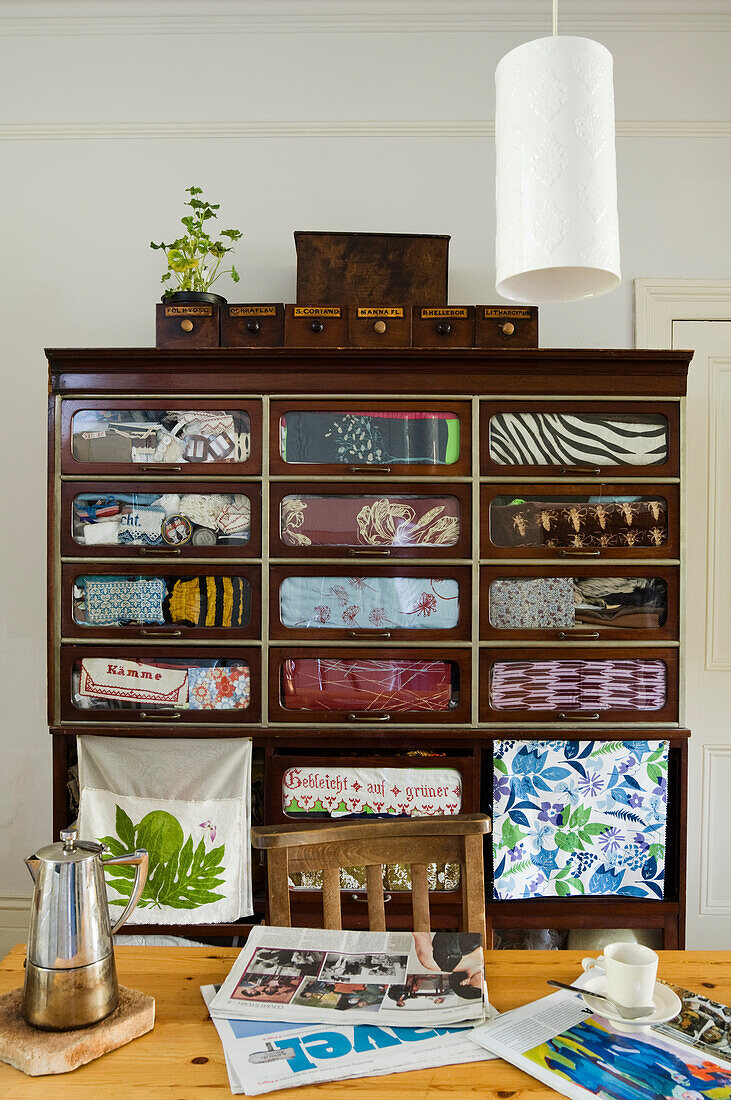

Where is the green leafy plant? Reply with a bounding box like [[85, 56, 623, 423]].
[[100, 805, 226, 910], [150, 186, 242, 297]]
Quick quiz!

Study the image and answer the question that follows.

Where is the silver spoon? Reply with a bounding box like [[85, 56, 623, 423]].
[[547, 980, 655, 1020]]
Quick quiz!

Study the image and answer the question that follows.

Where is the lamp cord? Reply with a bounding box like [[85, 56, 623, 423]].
[[553, 0, 558, 35]]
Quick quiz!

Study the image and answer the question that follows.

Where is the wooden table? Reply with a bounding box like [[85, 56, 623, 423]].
[[0, 947, 727, 1098]]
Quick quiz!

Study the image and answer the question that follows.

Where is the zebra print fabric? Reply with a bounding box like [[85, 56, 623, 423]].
[[490, 658, 667, 712], [488, 411, 668, 466]]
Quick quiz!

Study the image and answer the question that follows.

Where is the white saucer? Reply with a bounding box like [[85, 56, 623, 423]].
[[580, 973, 682, 1033]]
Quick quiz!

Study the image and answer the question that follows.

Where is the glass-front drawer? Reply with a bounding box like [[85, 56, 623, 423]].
[[61, 399, 261, 475], [480, 401, 678, 477], [269, 649, 471, 724], [479, 648, 678, 723], [61, 564, 261, 640], [269, 400, 471, 477], [481, 483, 679, 560], [269, 565, 471, 640], [59, 646, 261, 723], [61, 482, 261, 558], [270, 483, 471, 560], [480, 566, 678, 642]]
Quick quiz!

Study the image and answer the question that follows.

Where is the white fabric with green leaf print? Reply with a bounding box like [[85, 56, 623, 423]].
[[77, 735, 252, 924]]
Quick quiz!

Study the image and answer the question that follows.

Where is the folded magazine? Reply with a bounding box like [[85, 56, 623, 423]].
[[210, 926, 487, 1028], [201, 986, 491, 1095]]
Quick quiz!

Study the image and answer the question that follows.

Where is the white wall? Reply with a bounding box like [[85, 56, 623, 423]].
[[1, 0, 730, 946]]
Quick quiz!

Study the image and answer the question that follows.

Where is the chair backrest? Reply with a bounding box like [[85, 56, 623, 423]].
[[251, 813, 490, 941]]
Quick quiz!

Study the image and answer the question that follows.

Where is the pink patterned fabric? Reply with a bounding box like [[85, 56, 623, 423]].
[[490, 658, 666, 712]]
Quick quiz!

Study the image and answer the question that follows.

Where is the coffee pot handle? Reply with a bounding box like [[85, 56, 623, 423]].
[[102, 849, 149, 935]]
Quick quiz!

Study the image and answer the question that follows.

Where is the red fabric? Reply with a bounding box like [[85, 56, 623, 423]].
[[281, 658, 454, 712]]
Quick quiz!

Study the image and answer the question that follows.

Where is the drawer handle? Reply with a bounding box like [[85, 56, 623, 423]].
[[558, 712, 600, 721], [311, 320, 324, 334], [348, 549, 391, 557], [139, 628, 182, 636], [180, 320, 194, 333], [247, 320, 261, 334], [139, 465, 183, 472], [139, 711, 181, 720], [557, 631, 600, 640], [557, 465, 601, 474], [139, 547, 182, 555], [436, 321, 452, 336], [501, 322, 515, 336], [349, 631, 391, 639], [348, 713, 391, 722], [351, 893, 392, 904], [558, 549, 601, 557], [374, 321, 387, 334], [348, 465, 391, 473]]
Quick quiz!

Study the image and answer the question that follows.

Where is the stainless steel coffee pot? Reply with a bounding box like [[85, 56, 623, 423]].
[[23, 827, 148, 1030]]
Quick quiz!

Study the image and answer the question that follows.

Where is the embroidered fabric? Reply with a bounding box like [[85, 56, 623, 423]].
[[280, 495, 460, 548], [279, 575, 460, 630]]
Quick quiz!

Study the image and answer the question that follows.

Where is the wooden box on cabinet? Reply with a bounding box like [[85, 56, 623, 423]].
[[221, 304, 284, 347], [284, 305, 349, 347], [475, 305, 538, 348], [155, 301, 220, 348]]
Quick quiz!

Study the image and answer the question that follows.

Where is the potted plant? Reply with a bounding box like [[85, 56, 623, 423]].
[[151, 186, 242, 307]]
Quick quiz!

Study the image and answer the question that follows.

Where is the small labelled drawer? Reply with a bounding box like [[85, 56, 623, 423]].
[[284, 305, 349, 347], [481, 400, 679, 477], [61, 399, 261, 476], [61, 481, 262, 559], [270, 399, 471, 477], [270, 481, 472, 560], [479, 646, 679, 724], [349, 306, 411, 348], [480, 565, 679, 642], [61, 563, 261, 641], [155, 300, 220, 349], [411, 306, 475, 348], [59, 645, 262, 725], [475, 305, 538, 349], [481, 483, 679, 560], [269, 564, 471, 641], [221, 304, 284, 347], [269, 648, 471, 725]]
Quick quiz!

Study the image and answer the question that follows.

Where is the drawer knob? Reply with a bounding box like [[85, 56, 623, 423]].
[[180, 319, 194, 333], [246, 320, 261, 334], [374, 320, 387, 334], [436, 321, 452, 336], [501, 321, 515, 335], [310, 320, 324, 333]]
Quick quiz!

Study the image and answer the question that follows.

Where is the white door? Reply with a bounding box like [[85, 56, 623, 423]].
[[674, 320, 731, 948]]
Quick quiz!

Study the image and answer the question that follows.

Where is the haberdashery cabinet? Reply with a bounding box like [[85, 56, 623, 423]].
[[46, 347, 691, 946]]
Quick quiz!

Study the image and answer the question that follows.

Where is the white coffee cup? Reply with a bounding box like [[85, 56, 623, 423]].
[[581, 942, 658, 1007]]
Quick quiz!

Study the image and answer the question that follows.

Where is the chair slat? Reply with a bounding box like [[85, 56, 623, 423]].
[[462, 833, 487, 941], [410, 863, 431, 932], [322, 867, 342, 930], [366, 865, 386, 931], [286, 835, 462, 872], [266, 848, 292, 927]]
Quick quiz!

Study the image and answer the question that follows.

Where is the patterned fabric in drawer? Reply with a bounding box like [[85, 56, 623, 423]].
[[492, 739, 668, 899], [488, 577, 574, 630], [282, 659, 455, 712], [490, 497, 667, 549], [279, 575, 460, 631], [489, 412, 668, 467], [281, 494, 460, 548], [490, 659, 667, 712], [281, 411, 460, 465]]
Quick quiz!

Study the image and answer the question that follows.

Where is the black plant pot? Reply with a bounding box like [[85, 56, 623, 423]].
[[161, 290, 227, 307]]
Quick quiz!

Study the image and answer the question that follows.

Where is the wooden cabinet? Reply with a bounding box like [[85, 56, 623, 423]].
[[47, 347, 691, 946]]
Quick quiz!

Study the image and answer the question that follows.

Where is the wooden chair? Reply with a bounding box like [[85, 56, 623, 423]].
[[251, 813, 491, 943]]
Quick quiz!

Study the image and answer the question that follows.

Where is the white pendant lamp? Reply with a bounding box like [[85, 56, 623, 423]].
[[495, 0, 621, 303]]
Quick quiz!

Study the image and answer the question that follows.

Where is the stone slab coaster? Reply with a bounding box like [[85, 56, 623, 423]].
[[0, 986, 155, 1075]]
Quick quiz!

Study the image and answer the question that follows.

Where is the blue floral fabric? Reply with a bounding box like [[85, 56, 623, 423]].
[[492, 739, 668, 900]]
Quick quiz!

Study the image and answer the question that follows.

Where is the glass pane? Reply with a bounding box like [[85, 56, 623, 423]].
[[279, 410, 460, 465], [489, 411, 668, 466], [71, 408, 250, 464], [488, 576, 668, 631], [73, 575, 251, 629], [279, 576, 460, 630], [72, 491, 251, 548], [281, 658, 459, 712], [490, 658, 667, 711], [72, 657, 250, 710], [280, 494, 460, 549], [489, 495, 667, 549]]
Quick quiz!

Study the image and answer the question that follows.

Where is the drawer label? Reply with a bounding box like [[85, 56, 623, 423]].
[[230, 306, 278, 317], [420, 307, 468, 318], [483, 307, 533, 319], [294, 306, 341, 317], [356, 307, 404, 318], [164, 305, 212, 316]]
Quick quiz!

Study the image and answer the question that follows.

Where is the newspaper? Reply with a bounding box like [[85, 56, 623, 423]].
[[470, 987, 731, 1100], [654, 983, 731, 1062], [209, 926, 487, 1027], [201, 986, 492, 1095]]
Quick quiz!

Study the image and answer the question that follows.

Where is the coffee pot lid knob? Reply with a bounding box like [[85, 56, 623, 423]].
[[60, 828, 76, 852]]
